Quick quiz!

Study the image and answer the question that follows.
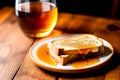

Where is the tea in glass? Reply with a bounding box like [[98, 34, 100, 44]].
[[16, 0, 58, 38]]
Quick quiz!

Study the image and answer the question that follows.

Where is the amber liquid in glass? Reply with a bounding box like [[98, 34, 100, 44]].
[[16, 2, 58, 38]]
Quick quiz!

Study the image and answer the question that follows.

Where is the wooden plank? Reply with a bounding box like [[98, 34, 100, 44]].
[[14, 30, 63, 80], [105, 65, 120, 80], [0, 9, 34, 80], [59, 76, 105, 80], [13, 50, 56, 80], [0, 7, 14, 24]]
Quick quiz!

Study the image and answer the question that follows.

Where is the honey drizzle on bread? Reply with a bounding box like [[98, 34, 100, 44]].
[[52, 34, 102, 50]]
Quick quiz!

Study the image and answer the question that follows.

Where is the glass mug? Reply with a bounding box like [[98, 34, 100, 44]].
[[15, 0, 58, 38]]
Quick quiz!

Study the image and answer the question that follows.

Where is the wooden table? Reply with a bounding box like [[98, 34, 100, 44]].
[[0, 7, 120, 80]]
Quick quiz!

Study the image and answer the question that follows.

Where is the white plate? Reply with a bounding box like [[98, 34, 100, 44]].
[[29, 34, 114, 73]]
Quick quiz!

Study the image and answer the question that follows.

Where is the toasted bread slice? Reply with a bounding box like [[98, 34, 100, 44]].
[[48, 34, 104, 65], [50, 34, 103, 55]]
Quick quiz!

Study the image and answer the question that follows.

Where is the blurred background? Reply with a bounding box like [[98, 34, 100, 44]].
[[0, 0, 120, 19]]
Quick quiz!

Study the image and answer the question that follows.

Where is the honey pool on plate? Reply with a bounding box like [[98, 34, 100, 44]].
[[36, 44, 100, 68]]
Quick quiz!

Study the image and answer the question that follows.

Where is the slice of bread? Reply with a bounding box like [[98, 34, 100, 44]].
[[48, 34, 104, 65]]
